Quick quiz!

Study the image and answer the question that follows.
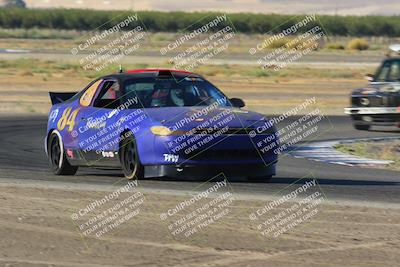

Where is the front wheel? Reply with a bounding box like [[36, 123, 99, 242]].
[[353, 124, 370, 131], [120, 135, 144, 180], [48, 131, 78, 175]]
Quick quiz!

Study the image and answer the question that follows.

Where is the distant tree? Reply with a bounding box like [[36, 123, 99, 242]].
[[0, 8, 400, 36], [3, 0, 26, 8]]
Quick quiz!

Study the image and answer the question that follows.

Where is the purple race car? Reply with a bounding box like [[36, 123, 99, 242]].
[[45, 69, 278, 181]]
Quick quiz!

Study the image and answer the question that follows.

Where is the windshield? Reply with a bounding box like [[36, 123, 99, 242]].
[[375, 60, 400, 82], [122, 77, 231, 108]]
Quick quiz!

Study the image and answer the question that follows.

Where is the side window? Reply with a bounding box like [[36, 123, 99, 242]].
[[123, 82, 152, 108], [388, 62, 400, 81], [80, 79, 103, 107], [93, 80, 121, 109]]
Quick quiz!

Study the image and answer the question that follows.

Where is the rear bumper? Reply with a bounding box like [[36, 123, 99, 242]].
[[144, 162, 277, 179]]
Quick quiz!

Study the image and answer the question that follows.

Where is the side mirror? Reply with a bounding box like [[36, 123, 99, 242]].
[[230, 98, 245, 108], [365, 74, 375, 82]]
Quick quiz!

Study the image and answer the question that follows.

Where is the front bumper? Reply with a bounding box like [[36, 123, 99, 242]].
[[344, 107, 400, 115], [141, 132, 278, 166], [345, 107, 400, 126], [144, 162, 277, 179]]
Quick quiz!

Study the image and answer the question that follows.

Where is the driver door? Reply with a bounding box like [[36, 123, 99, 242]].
[[77, 78, 122, 166]]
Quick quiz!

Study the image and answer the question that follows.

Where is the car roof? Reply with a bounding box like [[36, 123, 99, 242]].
[[126, 68, 194, 74], [102, 68, 201, 81]]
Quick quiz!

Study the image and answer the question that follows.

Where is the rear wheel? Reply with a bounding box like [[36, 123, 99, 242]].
[[120, 135, 144, 180], [353, 124, 370, 131], [48, 131, 78, 175]]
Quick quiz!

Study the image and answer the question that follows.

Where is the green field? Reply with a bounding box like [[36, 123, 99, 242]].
[[1, 8, 400, 36]]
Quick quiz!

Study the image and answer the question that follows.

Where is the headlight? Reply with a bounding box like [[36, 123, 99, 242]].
[[150, 126, 172, 136]]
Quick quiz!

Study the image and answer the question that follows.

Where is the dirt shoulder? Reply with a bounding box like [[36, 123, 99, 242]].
[[335, 140, 400, 171], [0, 183, 399, 267]]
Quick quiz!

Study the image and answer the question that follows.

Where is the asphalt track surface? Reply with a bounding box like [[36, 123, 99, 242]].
[[0, 115, 399, 205]]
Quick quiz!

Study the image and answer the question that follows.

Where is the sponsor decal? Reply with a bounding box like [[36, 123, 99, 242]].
[[49, 109, 59, 123], [66, 149, 74, 158], [163, 153, 179, 163], [86, 117, 106, 129], [101, 151, 115, 158], [80, 80, 103, 106]]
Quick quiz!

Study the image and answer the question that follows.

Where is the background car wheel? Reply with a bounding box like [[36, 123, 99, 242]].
[[120, 135, 144, 180], [48, 131, 78, 175], [247, 175, 273, 183], [353, 124, 370, 131]]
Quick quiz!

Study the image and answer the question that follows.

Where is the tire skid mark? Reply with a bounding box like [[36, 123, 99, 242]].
[[0, 220, 274, 259], [0, 257, 113, 267], [1, 218, 396, 267], [183, 240, 394, 267]]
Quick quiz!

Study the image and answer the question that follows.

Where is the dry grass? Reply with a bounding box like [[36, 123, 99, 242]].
[[0, 32, 390, 54], [335, 141, 400, 170], [347, 38, 370, 51], [0, 57, 371, 114]]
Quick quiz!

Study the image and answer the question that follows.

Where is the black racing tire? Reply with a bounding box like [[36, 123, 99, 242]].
[[353, 124, 371, 131], [48, 131, 78, 175], [120, 134, 144, 180], [247, 175, 273, 183]]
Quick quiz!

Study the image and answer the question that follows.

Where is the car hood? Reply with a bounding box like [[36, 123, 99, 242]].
[[142, 106, 268, 130], [352, 82, 400, 95]]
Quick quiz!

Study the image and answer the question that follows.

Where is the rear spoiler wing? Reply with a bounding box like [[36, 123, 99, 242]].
[[49, 92, 77, 105]]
